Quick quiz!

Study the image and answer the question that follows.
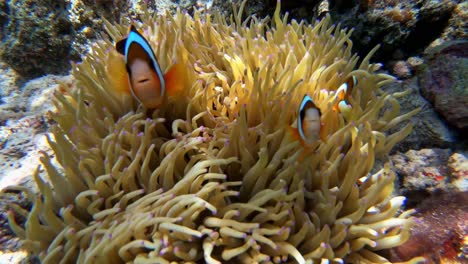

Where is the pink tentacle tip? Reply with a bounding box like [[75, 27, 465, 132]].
[[69, 126, 79, 135]]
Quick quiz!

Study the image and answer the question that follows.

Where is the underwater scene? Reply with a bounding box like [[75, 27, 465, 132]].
[[0, 0, 466, 263]]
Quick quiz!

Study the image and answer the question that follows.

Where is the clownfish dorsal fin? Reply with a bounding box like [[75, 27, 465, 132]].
[[115, 25, 140, 55], [297, 95, 322, 144], [115, 37, 126, 55]]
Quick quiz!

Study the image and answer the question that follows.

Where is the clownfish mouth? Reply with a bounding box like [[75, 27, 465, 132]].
[[137, 78, 150, 83]]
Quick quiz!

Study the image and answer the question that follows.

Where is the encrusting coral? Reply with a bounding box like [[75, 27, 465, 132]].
[[5, 1, 425, 263]]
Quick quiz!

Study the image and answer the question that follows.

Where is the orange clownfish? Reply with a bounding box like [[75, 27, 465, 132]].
[[115, 25, 185, 108], [333, 75, 358, 114], [290, 95, 325, 145]]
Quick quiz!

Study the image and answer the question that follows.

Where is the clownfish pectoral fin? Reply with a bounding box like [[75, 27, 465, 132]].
[[286, 126, 311, 161], [319, 121, 328, 142], [106, 49, 131, 94], [164, 62, 187, 97], [115, 25, 166, 108], [288, 126, 300, 142], [297, 95, 322, 145]]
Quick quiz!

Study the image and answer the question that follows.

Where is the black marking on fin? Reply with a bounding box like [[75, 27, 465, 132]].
[[116, 25, 140, 55], [116, 38, 127, 55]]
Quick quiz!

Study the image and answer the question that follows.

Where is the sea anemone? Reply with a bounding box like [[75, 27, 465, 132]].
[[5, 1, 423, 263]]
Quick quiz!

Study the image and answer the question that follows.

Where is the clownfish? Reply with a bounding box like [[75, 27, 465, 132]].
[[289, 95, 325, 145], [113, 25, 186, 108], [333, 75, 358, 114]]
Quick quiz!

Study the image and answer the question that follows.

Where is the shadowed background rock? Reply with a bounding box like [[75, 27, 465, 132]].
[[3, 2, 425, 263]]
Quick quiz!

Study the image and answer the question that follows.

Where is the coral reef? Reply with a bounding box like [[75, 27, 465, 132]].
[[0, 0, 213, 79], [382, 77, 457, 152], [0, 66, 68, 263], [386, 191, 468, 263], [389, 60, 412, 80], [338, 0, 457, 62], [0, 0, 73, 78], [4, 2, 422, 263], [0, 75, 72, 189], [391, 149, 468, 195], [264, 0, 462, 63], [1, 189, 28, 252], [419, 41, 468, 132]]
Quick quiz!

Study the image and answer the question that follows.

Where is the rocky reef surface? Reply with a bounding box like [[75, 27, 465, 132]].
[[0, 63, 73, 263], [0, 0, 466, 263]]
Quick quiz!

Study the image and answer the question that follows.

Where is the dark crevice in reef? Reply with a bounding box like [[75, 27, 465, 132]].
[[403, 6, 454, 56]]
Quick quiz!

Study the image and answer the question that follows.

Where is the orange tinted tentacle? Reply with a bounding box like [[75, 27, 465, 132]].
[[320, 121, 327, 142]]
